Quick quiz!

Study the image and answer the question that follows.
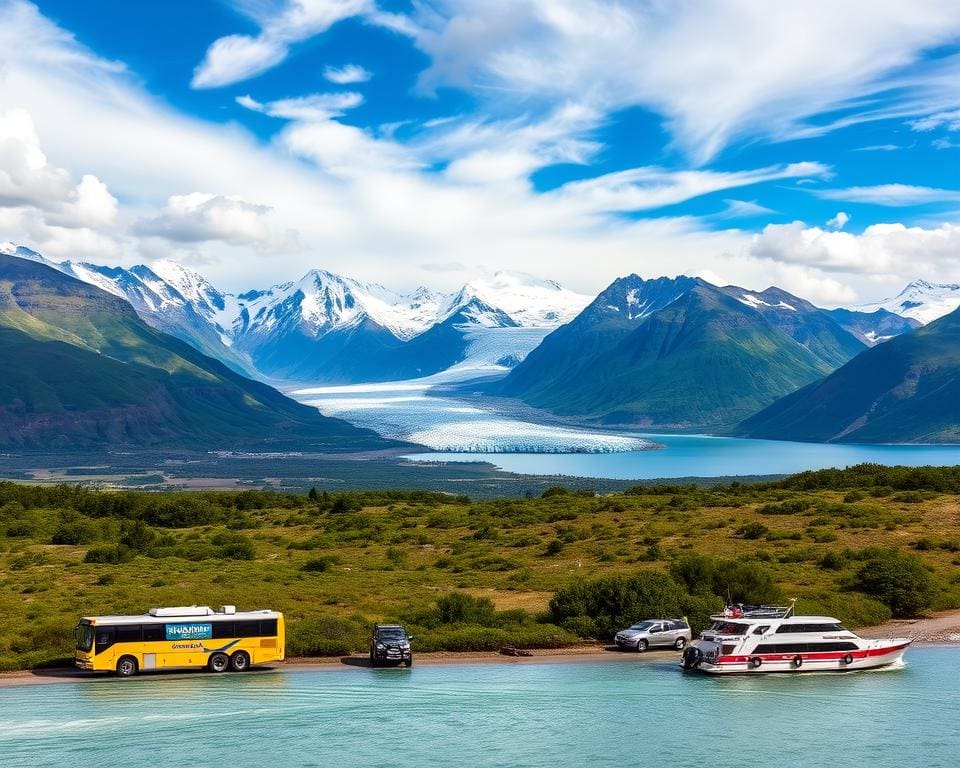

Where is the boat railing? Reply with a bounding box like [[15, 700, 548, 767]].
[[711, 601, 796, 620]]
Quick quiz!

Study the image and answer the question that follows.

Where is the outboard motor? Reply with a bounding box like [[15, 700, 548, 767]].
[[682, 645, 703, 670]]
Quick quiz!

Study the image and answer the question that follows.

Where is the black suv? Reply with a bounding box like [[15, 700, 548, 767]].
[[369, 624, 413, 667]]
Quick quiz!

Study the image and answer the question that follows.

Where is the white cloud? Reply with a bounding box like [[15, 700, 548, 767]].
[[5, 0, 960, 311], [192, 0, 373, 88], [826, 211, 850, 229], [134, 193, 297, 251], [0, 107, 119, 258], [716, 199, 776, 218], [750, 221, 960, 280], [909, 109, 960, 132], [323, 63, 372, 84], [932, 138, 960, 150], [817, 184, 960, 206], [547, 162, 828, 215], [0, 108, 75, 210], [405, 0, 960, 164], [237, 91, 364, 121], [853, 144, 902, 152]]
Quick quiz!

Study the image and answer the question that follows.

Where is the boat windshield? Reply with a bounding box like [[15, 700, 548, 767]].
[[74, 623, 94, 652], [708, 621, 749, 635]]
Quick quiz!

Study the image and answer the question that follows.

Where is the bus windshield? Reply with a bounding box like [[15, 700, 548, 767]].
[[75, 623, 94, 652]]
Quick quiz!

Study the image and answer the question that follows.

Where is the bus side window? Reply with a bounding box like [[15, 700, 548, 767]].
[[95, 626, 116, 653], [116, 625, 142, 643], [234, 621, 261, 637], [142, 624, 165, 641], [260, 620, 278, 636], [212, 622, 236, 639]]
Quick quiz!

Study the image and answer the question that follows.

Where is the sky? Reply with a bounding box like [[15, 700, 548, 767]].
[[0, 0, 959, 304]]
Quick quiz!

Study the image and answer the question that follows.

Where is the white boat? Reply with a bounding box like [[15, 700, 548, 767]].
[[681, 603, 910, 674]]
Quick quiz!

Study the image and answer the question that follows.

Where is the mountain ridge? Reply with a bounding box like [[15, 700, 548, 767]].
[[497, 274, 911, 430], [0, 254, 403, 451]]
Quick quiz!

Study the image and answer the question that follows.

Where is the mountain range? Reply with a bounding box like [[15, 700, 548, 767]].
[[1, 244, 589, 385], [5, 241, 957, 444], [740, 303, 960, 443], [0, 254, 401, 451], [497, 275, 918, 430]]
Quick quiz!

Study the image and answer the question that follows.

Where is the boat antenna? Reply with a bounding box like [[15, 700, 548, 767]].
[[786, 598, 797, 618]]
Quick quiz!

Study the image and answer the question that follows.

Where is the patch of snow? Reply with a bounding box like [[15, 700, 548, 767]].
[[738, 293, 796, 311]]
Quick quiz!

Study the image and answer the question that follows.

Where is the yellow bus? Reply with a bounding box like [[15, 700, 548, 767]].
[[74, 605, 285, 677]]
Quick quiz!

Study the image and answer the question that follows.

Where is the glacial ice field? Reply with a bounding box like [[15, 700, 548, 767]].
[[291, 377, 651, 453]]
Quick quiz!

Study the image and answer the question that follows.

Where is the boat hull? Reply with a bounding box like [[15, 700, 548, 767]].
[[686, 641, 910, 674]]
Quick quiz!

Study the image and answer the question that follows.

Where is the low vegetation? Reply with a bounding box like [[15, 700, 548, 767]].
[[1, 463, 959, 671]]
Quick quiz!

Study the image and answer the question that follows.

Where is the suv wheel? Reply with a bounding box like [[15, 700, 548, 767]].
[[674, 637, 686, 650], [404, 658, 412, 668], [636, 639, 648, 652]]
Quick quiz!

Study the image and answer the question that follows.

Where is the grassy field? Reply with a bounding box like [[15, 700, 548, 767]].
[[1, 464, 959, 671]]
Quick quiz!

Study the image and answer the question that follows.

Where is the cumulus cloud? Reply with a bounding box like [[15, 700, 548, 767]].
[[749, 221, 960, 279], [323, 63, 372, 84], [192, 0, 374, 88], [0, 108, 119, 258], [826, 211, 850, 229], [134, 193, 297, 251]]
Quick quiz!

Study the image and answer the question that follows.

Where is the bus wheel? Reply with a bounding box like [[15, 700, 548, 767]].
[[116, 656, 138, 677], [208, 653, 229, 673], [230, 651, 250, 672]]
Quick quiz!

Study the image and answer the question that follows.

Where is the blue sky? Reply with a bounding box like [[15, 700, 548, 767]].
[[1, 1, 960, 303]]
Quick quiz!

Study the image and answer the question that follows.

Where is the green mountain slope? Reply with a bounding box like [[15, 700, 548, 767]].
[[499, 277, 869, 430], [739, 306, 960, 443], [0, 255, 402, 451]]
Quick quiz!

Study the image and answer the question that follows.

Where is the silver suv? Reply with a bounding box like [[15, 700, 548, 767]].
[[614, 619, 691, 652]]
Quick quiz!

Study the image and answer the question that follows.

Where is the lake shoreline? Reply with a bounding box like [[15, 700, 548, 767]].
[[4, 612, 960, 689]]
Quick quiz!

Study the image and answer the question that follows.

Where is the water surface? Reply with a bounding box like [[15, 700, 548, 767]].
[[1, 649, 957, 767], [405, 433, 960, 479]]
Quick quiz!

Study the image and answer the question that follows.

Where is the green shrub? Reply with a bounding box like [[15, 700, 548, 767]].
[[736, 522, 768, 539], [302, 555, 339, 572], [83, 545, 132, 564], [211, 532, 256, 560], [853, 551, 936, 617], [286, 615, 368, 656], [544, 539, 564, 556], [549, 571, 688, 639], [436, 592, 497, 625]]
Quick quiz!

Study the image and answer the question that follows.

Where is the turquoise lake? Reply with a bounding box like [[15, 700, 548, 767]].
[[2, 648, 957, 768], [405, 434, 960, 480]]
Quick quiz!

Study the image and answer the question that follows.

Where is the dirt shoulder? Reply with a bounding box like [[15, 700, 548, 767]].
[[857, 608, 960, 643]]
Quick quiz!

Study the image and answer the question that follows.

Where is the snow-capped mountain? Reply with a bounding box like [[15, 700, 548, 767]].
[[855, 280, 960, 325], [2, 244, 591, 384], [447, 272, 590, 327]]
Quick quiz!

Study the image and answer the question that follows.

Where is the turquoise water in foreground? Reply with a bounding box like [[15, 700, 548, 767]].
[[405, 434, 960, 479], [2, 648, 958, 768]]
